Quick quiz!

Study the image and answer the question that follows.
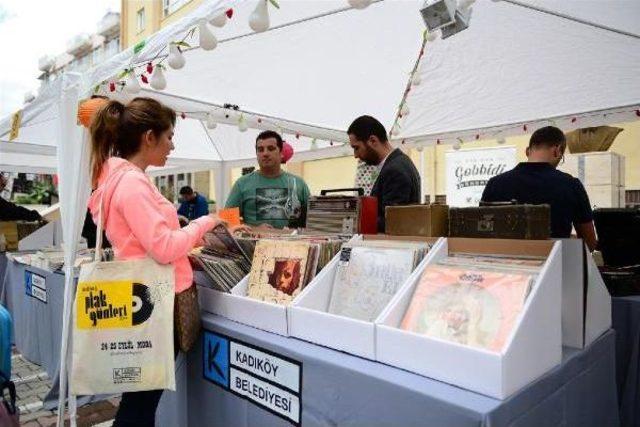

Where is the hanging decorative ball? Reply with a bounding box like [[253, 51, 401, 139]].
[[181, 112, 186, 119], [150, 66, 167, 90], [635, 109, 640, 117], [475, 134, 480, 140], [436, 139, 441, 145], [77, 97, 109, 128], [198, 20, 218, 51], [295, 133, 300, 139], [523, 124, 528, 132], [206, 113, 217, 129], [226, 8, 234, 18], [146, 63, 153, 74], [210, 13, 227, 28], [257, 118, 263, 124], [330, 141, 334, 146], [109, 82, 116, 92], [348, 0, 373, 9], [249, 0, 270, 33], [140, 74, 149, 84], [168, 44, 186, 70], [281, 142, 294, 163], [401, 139, 406, 144], [124, 73, 141, 94], [571, 117, 577, 123]]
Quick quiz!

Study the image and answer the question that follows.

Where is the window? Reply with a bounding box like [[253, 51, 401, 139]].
[[163, 0, 191, 17], [626, 190, 640, 208], [136, 8, 145, 32]]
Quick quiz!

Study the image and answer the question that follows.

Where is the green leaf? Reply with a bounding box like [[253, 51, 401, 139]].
[[93, 85, 100, 94], [268, 0, 280, 8], [187, 27, 196, 39], [117, 69, 130, 79], [133, 40, 146, 54]]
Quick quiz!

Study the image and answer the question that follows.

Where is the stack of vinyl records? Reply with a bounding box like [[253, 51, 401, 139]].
[[190, 225, 251, 292], [400, 253, 545, 352], [328, 240, 432, 322], [247, 239, 321, 306], [236, 231, 347, 273]]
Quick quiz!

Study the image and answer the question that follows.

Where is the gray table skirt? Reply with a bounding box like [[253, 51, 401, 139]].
[[613, 295, 640, 427], [158, 314, 619, 427]]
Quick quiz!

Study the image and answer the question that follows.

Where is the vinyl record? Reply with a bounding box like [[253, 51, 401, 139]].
[[132, 283, 154, 325]]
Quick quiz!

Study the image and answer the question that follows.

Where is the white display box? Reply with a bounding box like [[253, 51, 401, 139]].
[[198, 275, 290, 336], [289, 237, 444, 360], [376, 238, 562, 399], [559, 239, 611, 349]]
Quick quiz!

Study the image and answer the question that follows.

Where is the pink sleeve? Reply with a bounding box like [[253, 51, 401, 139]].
[[114, 173, 217, 264]]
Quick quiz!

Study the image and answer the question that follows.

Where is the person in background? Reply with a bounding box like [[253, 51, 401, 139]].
[[481, 126, 597, 251], [87, 97, 230, 427], [0, 173, 42, 222], [225, 130, 310, 229], [177, 186, 209, 221], [347, 115, 420, 232]]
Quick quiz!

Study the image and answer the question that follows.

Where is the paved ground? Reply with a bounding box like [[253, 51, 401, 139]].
[[11, 348, 120, 426]]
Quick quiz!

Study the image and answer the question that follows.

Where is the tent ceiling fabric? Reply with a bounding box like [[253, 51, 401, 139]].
[[398, 0, 640, 142]]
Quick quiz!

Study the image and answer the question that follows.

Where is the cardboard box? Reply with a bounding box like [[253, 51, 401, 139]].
[[376, 238, 562, 399], [559, 239, 611, 349], [583, 152, 623, 186], [586, 184, 622, 208], [0, 222, 19, 251], [198, 275, 290, 336], [289, 237, 443, 359], [385, 204, 449, 237]]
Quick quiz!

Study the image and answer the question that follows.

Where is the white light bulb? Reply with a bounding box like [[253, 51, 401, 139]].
[[348, 0, 373, 9], [206, 113, 217, 129], [198, 20, 218, 51], [238, 117, 249, 132], [124, 73, 141, 94], [426, 30, 439, 42], [400, 103, 410, 117], [411, 73, 422, 86], [249, 0, 270, 33], [453, 141, 462, 150], [150, 66, 167, 90], [167, 44, 185, 70], [210, 13, 227, 27]]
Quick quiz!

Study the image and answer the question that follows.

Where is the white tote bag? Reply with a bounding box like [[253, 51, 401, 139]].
[[70, 170, 176, 395]]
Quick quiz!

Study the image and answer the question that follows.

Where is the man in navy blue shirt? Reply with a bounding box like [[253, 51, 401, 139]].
[[177, 186, 209, 221], [481, 126, 597, 251]]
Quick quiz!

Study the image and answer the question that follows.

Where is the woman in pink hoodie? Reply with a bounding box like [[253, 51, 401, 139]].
[[88, 97, 222, 427]]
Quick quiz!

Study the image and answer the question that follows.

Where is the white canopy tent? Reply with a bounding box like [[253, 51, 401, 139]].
[[0, 0, 638, 424]]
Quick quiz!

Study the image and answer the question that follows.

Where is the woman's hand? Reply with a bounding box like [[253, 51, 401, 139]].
[[229, 224, 252, 234]]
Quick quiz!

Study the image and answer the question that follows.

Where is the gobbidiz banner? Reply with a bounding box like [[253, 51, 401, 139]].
[[445, 146, 517, 207]]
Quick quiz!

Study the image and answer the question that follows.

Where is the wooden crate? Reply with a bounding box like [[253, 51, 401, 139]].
[[385, 204, 449, 237]]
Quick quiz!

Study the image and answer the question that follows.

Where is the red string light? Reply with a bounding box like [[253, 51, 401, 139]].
[[571, 117, 577, 123], [523, 124, 528, 132], [140, 74, 148, 84], [146, 63, 153, 74], [225, 8, 234, 18]]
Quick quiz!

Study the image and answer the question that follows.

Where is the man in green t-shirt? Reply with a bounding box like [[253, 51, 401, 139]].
[[225, 130, 310, 229]]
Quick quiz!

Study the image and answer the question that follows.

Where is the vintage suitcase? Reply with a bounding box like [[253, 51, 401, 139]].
[[0, 305, 12, 379], [385, 204, 449, 237], [449, 204, 550, 240], [593, 208, 640, 267], [305, 188, 377, 235]]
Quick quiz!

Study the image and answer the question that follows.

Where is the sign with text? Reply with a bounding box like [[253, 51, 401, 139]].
[[446, 146, 517, 207], [203, 330, 302, 425], [25, 270, 47, 303]]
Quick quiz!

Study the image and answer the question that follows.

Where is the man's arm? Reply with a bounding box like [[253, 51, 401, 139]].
[[575, 221, 597, 252], [572, 178, 597, 251], [298, 178, 311, 228], [177, 201, 188, 217]]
